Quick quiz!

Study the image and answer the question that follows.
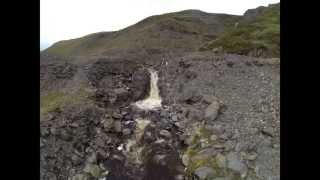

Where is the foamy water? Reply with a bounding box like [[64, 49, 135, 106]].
[[135, 69, 162, 110]]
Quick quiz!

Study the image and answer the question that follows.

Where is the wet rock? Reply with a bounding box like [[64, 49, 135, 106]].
[[122, 128, 131, 135], [179, 61, 192, 68], [187, 95, 203, 105], [50, 127, 57, 135], [102, 118, 114, 130], [87, 153, 97, 164], [273, 143, 280, 149], [232, 131, 240, 141], [176, 164, 185, 174], [114, 87, 127, 95], [112, 112, 122, 119], [210, 134, 218, 141], [194, 166, 216, 179], [47, 113, 55, 121], [219, 134, 229, 141], [117, 144, 124, 151], [83, 164, 101, 178], [100, 169, 109, 177], [144, 131, 155, 143], [213, 177, 232, 180], [112, 154, 125, 161], [153, 154, 167, 165], [185, 70, 197, 79], [159, 130, 172, 138], [177, 113, 185, 120], [259, 137, 272, 147], [104, 113, 110, 118], [40, 138, 44, 148], [174, 121, 186, 129], [226, 152, 248, 178], [224, 141, 235, 151], [225, 129, 234, 140], [172, 115, 178, 122], [59, 130, 73, 141], [202, 95, 218, 104], [200, 138, 211, 148], [136, 118, 151, 131], [97, 149, 109, 159], [204, 100, 220, 121], [184, 136, 194, 146], [71, 174, 90, 180], [182, 153, 190, 166], [74, 149, 84, 157], [40, 127, 50, 137], [189, 150, 216, 165], [124, 113, 133, 121], [255, 145, 280, 179], [182, 91, 202, 105], [131, 68, 150, 101], [213, 144, 225, 149], [243, 152, 258, 161], [160, 111, 169, 118], [209, 124, 225, 135], [175, 174, 184, 180], [261, 127, 274, 137], [235, 143, 243, 152], [187, 109, 204, 121], [196, 148, 217, 159], [96, 128, 102, 134], [95, 137, 106, 148], [52, 63, 77, 79], [215, 153, 227, 168], [113, 120, 122, 133], [85, 147, 94, 154], [226, 61, 234, 67], [71, 154, 82, 165], [160, 118, 169, 125], [70, 122, 79, 128], [178, 134, 187, 142]]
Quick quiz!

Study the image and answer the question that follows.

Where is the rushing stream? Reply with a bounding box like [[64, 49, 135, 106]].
[[135, 69, 162, 110], [122, 68, 182, 180]]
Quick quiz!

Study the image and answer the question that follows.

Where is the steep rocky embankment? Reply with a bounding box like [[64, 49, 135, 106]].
[[40, 3, 280, 180]]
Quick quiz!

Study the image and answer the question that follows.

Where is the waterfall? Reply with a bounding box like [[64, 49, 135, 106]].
[[135, 69, 162, 110]]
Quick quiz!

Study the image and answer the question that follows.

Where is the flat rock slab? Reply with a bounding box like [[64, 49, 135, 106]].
[[205, 100, 220, 121], [226, 152, 248, 177], [194, 166, 216, 179]]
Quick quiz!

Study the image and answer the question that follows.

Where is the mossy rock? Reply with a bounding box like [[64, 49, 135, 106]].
[[183, 124, 246, 180]]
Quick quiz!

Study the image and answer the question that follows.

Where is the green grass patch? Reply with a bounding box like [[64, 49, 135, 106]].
[[201, 4, 279, 57], [45, 38, 86, 56], [40, 88, 90, 117]]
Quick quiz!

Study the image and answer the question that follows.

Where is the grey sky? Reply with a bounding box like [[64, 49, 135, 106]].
[[40, 0, 280, 50]]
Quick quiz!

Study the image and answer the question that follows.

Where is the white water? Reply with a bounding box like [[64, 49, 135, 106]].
[[135, 69, 162, 110]]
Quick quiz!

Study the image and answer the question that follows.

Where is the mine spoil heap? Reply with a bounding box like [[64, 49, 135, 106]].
[[40, 3, 280, 180]]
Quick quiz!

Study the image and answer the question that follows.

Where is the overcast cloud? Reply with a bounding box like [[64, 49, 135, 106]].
[[40, 0, 280, 50]]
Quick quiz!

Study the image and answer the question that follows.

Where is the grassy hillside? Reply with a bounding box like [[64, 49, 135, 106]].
[[200, 3, 280, 58], [43, 4, 279, 58], [43, 10, 240, 57]]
